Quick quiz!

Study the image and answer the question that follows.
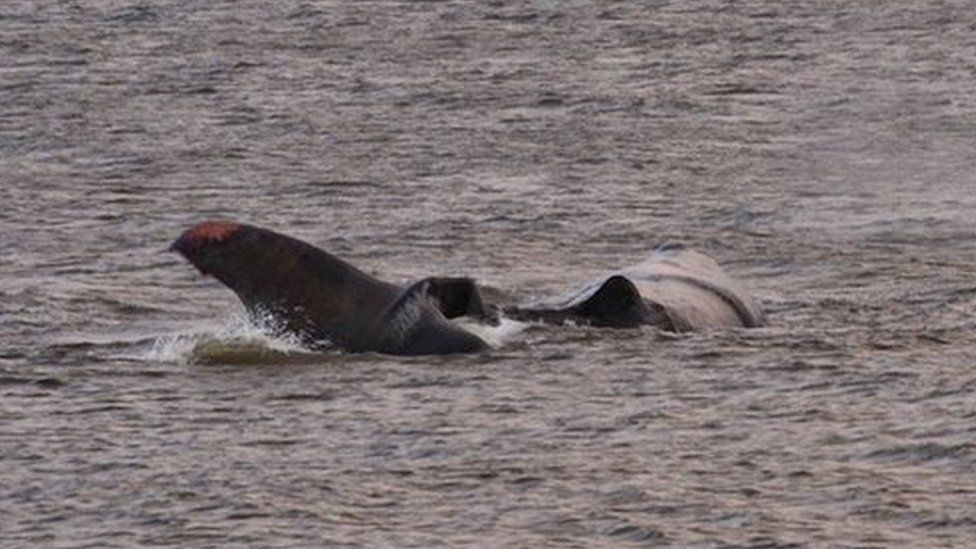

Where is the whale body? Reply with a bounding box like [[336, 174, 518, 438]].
[[505, 245, 765, 332]]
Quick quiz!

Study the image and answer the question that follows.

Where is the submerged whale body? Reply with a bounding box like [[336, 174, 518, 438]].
[[171, 221, 492, 356], [505, 244, 765, 332]]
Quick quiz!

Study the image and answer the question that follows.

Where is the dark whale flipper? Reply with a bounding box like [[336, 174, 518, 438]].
[[507, 275, 670, 329], [421, 277, 498, 324], [568, 275, 670, 328], [171, 221, 488, 355], [370, 280, 490, 355]]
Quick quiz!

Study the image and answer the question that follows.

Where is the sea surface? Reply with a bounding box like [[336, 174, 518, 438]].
[[3, 1, 976, 547]]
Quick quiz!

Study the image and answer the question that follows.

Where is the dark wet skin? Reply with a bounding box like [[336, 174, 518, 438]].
[[172, 222, 490, 355]]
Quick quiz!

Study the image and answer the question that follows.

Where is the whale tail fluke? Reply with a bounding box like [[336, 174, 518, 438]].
[[171, 221, 490, 355], [171, 221, 401, 350]]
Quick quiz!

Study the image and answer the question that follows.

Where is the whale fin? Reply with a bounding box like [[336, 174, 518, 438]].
[[371, 280, 489, 355], [171, 221, 400, 350], [569, 275, 661, 328], [421, 277, 498, 324], [506, 275, 669, 329]]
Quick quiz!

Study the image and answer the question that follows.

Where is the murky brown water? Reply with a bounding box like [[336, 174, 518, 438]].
[[3, 1, 976, 547]]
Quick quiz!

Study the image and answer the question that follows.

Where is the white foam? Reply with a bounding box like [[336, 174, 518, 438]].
[[454, 316, 528, 349]]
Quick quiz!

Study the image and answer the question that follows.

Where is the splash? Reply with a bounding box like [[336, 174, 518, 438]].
[[144, 313, 325, 366]]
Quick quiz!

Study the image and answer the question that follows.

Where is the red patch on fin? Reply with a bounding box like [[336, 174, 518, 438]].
[[183, 221, 241, 243]]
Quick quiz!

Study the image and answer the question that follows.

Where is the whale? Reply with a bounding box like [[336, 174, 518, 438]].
[[171, 221, 493, 356], [171, 222, 764, 355], [504, 244, 765, 332]]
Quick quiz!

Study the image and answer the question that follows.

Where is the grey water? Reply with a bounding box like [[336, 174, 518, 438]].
[[3, 1, 976, 546]]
